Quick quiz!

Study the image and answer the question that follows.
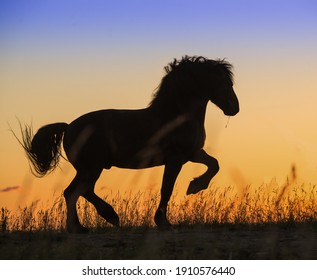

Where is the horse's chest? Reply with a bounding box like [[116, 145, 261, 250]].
[[167, 121, 206, 153]]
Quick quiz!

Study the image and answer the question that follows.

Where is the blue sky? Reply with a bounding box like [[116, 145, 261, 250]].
[[1, 1, 316, 58]]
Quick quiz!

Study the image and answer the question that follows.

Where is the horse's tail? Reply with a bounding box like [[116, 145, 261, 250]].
[[18, 122, 68, 177]]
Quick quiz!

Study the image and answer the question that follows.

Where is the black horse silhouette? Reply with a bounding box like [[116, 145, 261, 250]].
[[18, 56, 239, 233]]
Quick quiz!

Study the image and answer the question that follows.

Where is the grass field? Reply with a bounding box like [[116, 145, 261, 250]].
[[1, 179, 317, 259]]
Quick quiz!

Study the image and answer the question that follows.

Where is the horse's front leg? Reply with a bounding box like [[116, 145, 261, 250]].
[[154, 160, 183, 229], [187, 149, 219, 195]]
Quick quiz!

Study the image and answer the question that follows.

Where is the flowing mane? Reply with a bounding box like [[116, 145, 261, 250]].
[[150, 56, 234, 106]]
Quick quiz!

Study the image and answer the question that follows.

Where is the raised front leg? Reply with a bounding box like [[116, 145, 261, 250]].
[[154, 160, 183, 229], [187, 149, 219, 195]]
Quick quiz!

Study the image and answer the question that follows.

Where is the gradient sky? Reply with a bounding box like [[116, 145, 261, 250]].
[[1, 0, 317, 209]]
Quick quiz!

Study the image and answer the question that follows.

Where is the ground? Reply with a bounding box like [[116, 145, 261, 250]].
[[1, 223, 317, 259]]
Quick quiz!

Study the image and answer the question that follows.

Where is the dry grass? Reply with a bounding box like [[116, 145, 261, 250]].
[[1, 179, 317, 233]]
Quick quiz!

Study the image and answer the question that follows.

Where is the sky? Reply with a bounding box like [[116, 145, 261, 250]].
[[1, 0, 317, 209]]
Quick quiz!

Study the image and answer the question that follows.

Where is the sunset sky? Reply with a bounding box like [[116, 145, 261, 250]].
[[1, 0, 317, 209]]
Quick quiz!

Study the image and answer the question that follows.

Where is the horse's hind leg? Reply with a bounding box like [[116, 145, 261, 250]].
[[64, 168, 119, 233], [64, 174, 88, 233], [187, 149, 219, 195], [64, 169, 102, 233], [83, 191, 119, 227]]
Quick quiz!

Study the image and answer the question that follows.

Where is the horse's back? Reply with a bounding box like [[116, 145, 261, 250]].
[[62, 108, 154, 170]]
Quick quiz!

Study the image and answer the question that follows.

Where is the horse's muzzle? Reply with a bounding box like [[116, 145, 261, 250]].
[[224, 101, 239, 116]]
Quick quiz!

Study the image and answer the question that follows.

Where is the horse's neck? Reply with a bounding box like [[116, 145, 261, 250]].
[[189, 99, 208, 124], [148, 98, 208, 125]]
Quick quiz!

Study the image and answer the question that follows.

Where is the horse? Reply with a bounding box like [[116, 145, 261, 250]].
[[18, 55, 239, 233]]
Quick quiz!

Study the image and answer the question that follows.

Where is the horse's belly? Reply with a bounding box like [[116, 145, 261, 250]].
[[110, 151, 165, 169]]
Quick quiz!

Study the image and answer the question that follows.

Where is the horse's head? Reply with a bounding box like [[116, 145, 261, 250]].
[[150, 56, 239, 116], [205, 59, 239, 116]]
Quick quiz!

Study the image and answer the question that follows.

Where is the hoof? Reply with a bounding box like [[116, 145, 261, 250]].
[[107, 214, 120, 227], [102, 205, 120, 227], [186, 179, 208, 195], [154, 208, 172, 230]]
